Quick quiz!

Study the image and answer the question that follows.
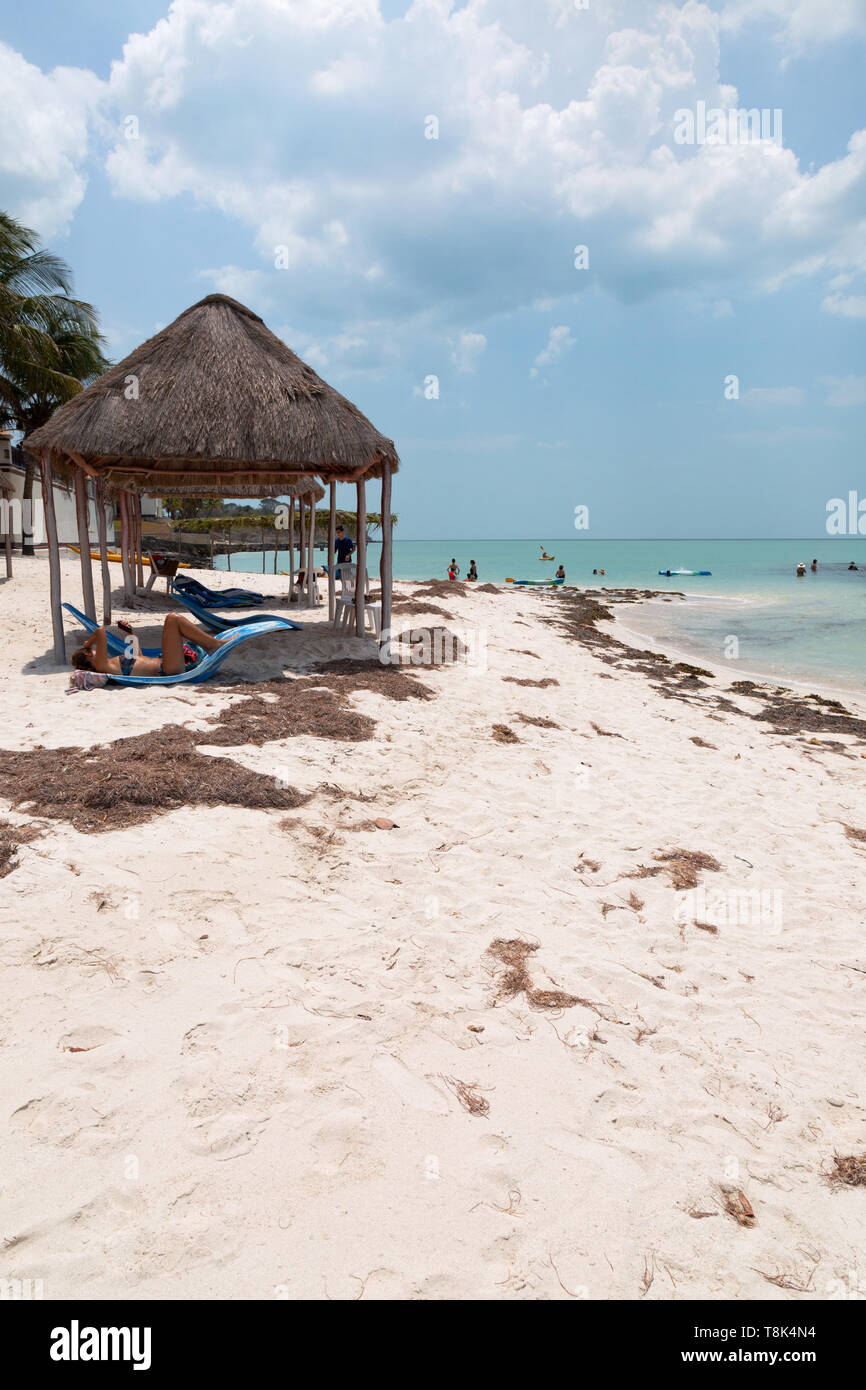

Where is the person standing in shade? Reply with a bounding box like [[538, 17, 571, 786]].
[[334, 525, 355, 579]]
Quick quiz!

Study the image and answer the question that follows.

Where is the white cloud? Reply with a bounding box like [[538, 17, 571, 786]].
[[0, 42, 103, 236], [743, 385, 806, 406], [530, 325, 575, 377], [720, 0, 866, 49], [3, 0, 866, 335], [451, 331, 487, 373], [822, 374, 866, 406], [823, 291, 866, 318], [198, 265, 271, 305]]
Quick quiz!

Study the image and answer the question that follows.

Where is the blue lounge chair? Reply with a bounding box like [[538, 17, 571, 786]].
[[173, 575, 264, 607], [169, 587, 301, 634], [63, 604, 160, 657], [62, 604, 289, 686]]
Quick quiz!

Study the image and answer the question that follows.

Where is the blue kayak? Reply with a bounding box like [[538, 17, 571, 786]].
[[658, 569, 711, 576]]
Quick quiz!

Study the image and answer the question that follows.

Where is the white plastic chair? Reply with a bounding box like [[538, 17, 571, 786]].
[[334, 563, 381, 636]]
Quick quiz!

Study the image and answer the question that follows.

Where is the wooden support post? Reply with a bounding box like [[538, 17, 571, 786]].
[[307, 493, 315, 608], [119, 492, 134, 604], [299, 494, 306, 599], [355, 478, 367, 637], [328, 482, 336, 621], [74, 468, 97, 621], [135, 499, 145, 589], [40, 453, 65, 664], [3, 488, 12, 578], [288, 498, 295, 602], [96, 480, 111, 625], [379, 463, 392, 657]]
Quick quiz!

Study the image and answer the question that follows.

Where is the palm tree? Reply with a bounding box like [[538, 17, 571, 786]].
[[0, 212, 108, 552]]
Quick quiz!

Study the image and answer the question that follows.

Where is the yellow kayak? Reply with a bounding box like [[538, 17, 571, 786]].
[[67, 545, 190, 568]]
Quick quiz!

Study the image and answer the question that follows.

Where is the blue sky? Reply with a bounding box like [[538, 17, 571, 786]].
[[2, 0, 865, 539]]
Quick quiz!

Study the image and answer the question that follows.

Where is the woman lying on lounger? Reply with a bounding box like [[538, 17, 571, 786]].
[[71, 612, 224, 679]]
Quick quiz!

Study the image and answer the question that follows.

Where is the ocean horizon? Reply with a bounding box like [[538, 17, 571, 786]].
[[217, 537, 866, 692]]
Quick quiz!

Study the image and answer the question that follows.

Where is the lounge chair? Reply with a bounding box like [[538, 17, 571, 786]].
[[144, 550, 181, 594], [63, 604, 160, 658], [170, 587, 302, 633], [62, 603, 289, 686], [173, 575, 264, 607]]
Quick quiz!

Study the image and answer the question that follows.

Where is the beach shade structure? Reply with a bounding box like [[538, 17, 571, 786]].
[[23, 293, 398, 660], [162, 474, 325, 604]]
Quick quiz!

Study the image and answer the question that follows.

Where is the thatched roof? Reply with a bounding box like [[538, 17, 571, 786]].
[[160, 476, 325, 503], [24, 294, 399, 490]]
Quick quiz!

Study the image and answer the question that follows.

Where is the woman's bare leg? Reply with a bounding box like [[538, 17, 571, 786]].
[[160, 612, 222, 675]]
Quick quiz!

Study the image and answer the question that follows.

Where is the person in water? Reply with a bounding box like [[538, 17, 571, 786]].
[[556, 565, 565, 579], [796, 562, 806, 576], [71, 613, 224, 679], [467, 561, 478, 581], [849, 562, 858, 571], [811, 559, 818, 572]]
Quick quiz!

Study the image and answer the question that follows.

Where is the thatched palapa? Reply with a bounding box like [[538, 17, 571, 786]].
[[23, 294, 397, 657], [25, 294, 398, 489]]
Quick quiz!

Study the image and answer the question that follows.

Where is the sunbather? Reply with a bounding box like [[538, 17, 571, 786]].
[[71, 612, 224, 678]]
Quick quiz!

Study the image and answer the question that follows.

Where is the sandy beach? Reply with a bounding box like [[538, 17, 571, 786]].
[[1, 554, 865, 1301]]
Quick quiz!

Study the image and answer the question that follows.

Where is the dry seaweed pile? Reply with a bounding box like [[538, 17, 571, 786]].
[[486, 938, 583, 1011], [748, 696, 866, 742], [502, 676, 559, 688], [405, 579, 467, 601], [0, 730, 310, 833], [544, 588, 866, 751], [389, 595, 451, 620], [625, 848, 722, 891], [0, 819, 41, 877], [391, 628, 468, 662], [0, 668, 430, 834], [544, 588, 715, 697], [492, 724, 519, 743], [516, 712, 559, 729], [826, 1153, 866, 1187]]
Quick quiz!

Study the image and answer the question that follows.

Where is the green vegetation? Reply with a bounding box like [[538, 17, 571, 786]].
[[0, 211, 108, 552]]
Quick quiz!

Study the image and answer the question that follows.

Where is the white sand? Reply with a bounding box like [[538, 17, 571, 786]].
[[1, 553, 865, 1300]]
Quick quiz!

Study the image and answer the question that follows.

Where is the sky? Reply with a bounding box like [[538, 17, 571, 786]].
[[1, 0, 865, 539]]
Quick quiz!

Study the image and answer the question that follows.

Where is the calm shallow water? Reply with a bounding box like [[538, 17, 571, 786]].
[[217, 538, 866, 691]]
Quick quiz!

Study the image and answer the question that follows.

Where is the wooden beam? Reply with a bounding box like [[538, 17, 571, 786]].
[[379, 462, 392, 658], [355, 478, 367, 637], [73, 468, 97, 621], [95, 479, 112, 625], [328, 482, 336, 621], [40, 452, 65, 664]]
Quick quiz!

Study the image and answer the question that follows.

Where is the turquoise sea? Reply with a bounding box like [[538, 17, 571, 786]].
[[216, 538, 866, 693]]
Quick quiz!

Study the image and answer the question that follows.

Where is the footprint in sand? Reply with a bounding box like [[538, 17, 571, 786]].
[[372, 1055, 451, 1113], [57, 1025, 119, 1054]]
